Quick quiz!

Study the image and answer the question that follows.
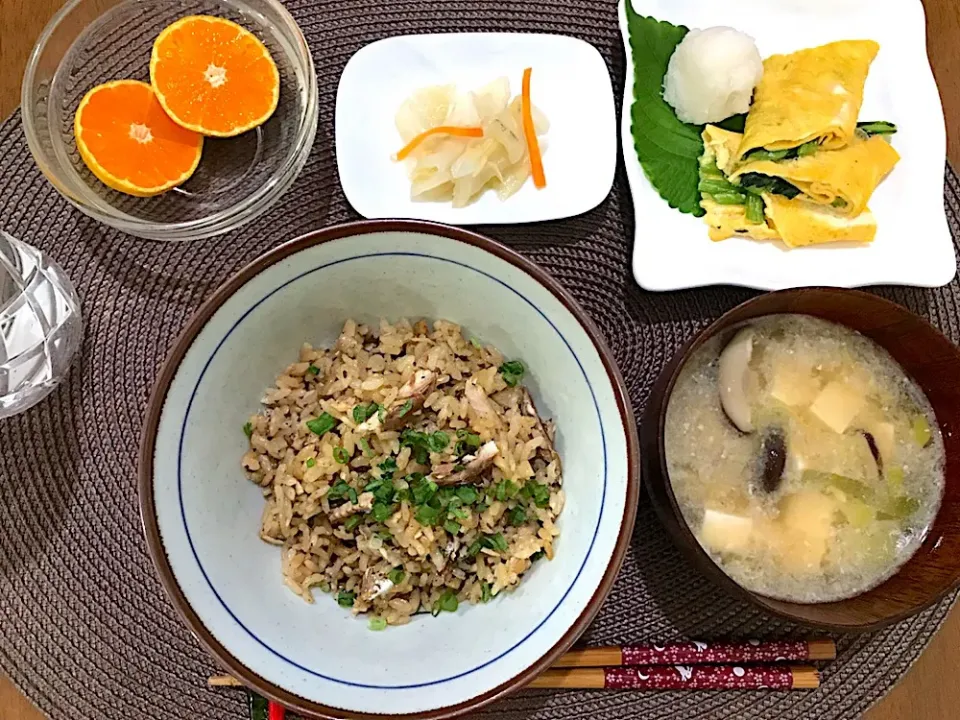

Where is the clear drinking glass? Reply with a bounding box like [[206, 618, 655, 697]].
[[0, 231, 82, 418]]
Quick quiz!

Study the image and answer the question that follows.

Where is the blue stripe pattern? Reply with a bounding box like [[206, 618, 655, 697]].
[[176, 251, 607, 689]]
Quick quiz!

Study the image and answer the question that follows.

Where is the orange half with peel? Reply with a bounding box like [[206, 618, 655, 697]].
[[74, 80, 204, 197], [150, 15, 280, 138]]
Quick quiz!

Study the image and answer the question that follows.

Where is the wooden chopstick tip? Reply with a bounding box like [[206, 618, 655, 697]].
[[553, 646, 624, 668], [208, 675, 243, 688], [807, 638, 837, 661], [530, 668, 606, 690], [791, 666, 821, 690]]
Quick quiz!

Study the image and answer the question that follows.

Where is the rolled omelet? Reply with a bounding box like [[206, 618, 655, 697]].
[[704, 124, 743, 175], [735, 40, 880, 162], [699, 125, 880, 247], [701, 125, 781, 241], [731, 136, 900, 217], [702, 194, 879, 247], [762, 194, 877, 248], [701, 198, 781, 242]]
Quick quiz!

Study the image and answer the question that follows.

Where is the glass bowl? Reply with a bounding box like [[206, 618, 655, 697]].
[[22, 0, 318, 241]]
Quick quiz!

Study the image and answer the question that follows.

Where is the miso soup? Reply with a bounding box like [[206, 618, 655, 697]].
[[665, 315, 945, 603]]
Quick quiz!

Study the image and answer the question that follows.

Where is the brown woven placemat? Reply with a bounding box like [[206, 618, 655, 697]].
[[1, 1, 959, 718]]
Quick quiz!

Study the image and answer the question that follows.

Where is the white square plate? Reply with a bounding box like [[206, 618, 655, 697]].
[[619, 0, 956, 291], [336, 33, 617, 224]]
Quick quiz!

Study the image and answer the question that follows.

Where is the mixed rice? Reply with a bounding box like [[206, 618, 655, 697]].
[[241, 319, 564, 628]]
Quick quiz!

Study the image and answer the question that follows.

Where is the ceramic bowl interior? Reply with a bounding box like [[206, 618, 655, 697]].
[[140, 221, 638, 718], [642, 288, 960, 632], [22, 0, 318, 241]]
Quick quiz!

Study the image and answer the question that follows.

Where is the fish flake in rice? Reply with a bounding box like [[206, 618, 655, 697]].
[[241, 319, 564, 626]]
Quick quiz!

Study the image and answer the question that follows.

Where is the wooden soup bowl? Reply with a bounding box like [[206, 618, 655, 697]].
[[642, 288, 960, 632]]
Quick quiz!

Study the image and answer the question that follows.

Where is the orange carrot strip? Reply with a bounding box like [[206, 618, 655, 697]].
[[521, 67, 546, 189], [394, 126, 484, 161]]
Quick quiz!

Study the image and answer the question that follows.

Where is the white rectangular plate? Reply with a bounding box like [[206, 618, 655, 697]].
[[336, 32, 617, 224], [620, 0, 956, 291]]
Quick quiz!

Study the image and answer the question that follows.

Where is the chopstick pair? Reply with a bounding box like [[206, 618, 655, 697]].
[[208, 638, 833, 692], [542, 638, 832, 690]]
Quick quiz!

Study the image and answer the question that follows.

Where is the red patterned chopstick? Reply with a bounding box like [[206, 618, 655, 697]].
[[211, 664, 819, 694], [211, 663, 819, 695], [530, 665, 819, 690], [209, 640, 831, 695], [554, 639, 835, 668]]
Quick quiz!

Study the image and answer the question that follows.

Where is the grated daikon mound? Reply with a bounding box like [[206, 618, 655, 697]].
[[662, 27, 763, 125]]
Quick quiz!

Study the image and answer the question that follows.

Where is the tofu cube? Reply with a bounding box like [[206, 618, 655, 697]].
[[700, 509, 754, 555], [776, 490, 836, 572], [769, 365, 821, 408], [810, 381, 864, 434]]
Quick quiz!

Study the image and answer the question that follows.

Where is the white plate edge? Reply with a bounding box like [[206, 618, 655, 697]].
[[617, 0, 956, 292], [334, 32, 618, 225]]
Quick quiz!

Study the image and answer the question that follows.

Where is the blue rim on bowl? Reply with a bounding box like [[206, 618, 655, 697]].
[[138, 219, 641, 719]]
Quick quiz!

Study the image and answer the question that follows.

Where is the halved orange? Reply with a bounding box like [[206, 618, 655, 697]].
[[150, 15, 280, 138], [74, 80, 204, 197]]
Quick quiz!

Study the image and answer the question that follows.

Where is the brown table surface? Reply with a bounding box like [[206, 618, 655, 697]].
[[2, 0, 960, 718]]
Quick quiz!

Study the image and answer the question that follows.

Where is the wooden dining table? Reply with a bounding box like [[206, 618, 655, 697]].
[[1, 1, 959, 718]]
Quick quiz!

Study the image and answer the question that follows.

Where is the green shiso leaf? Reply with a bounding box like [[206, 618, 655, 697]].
[[625, 1, 705, 216], [715, 113, 747, 134]]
